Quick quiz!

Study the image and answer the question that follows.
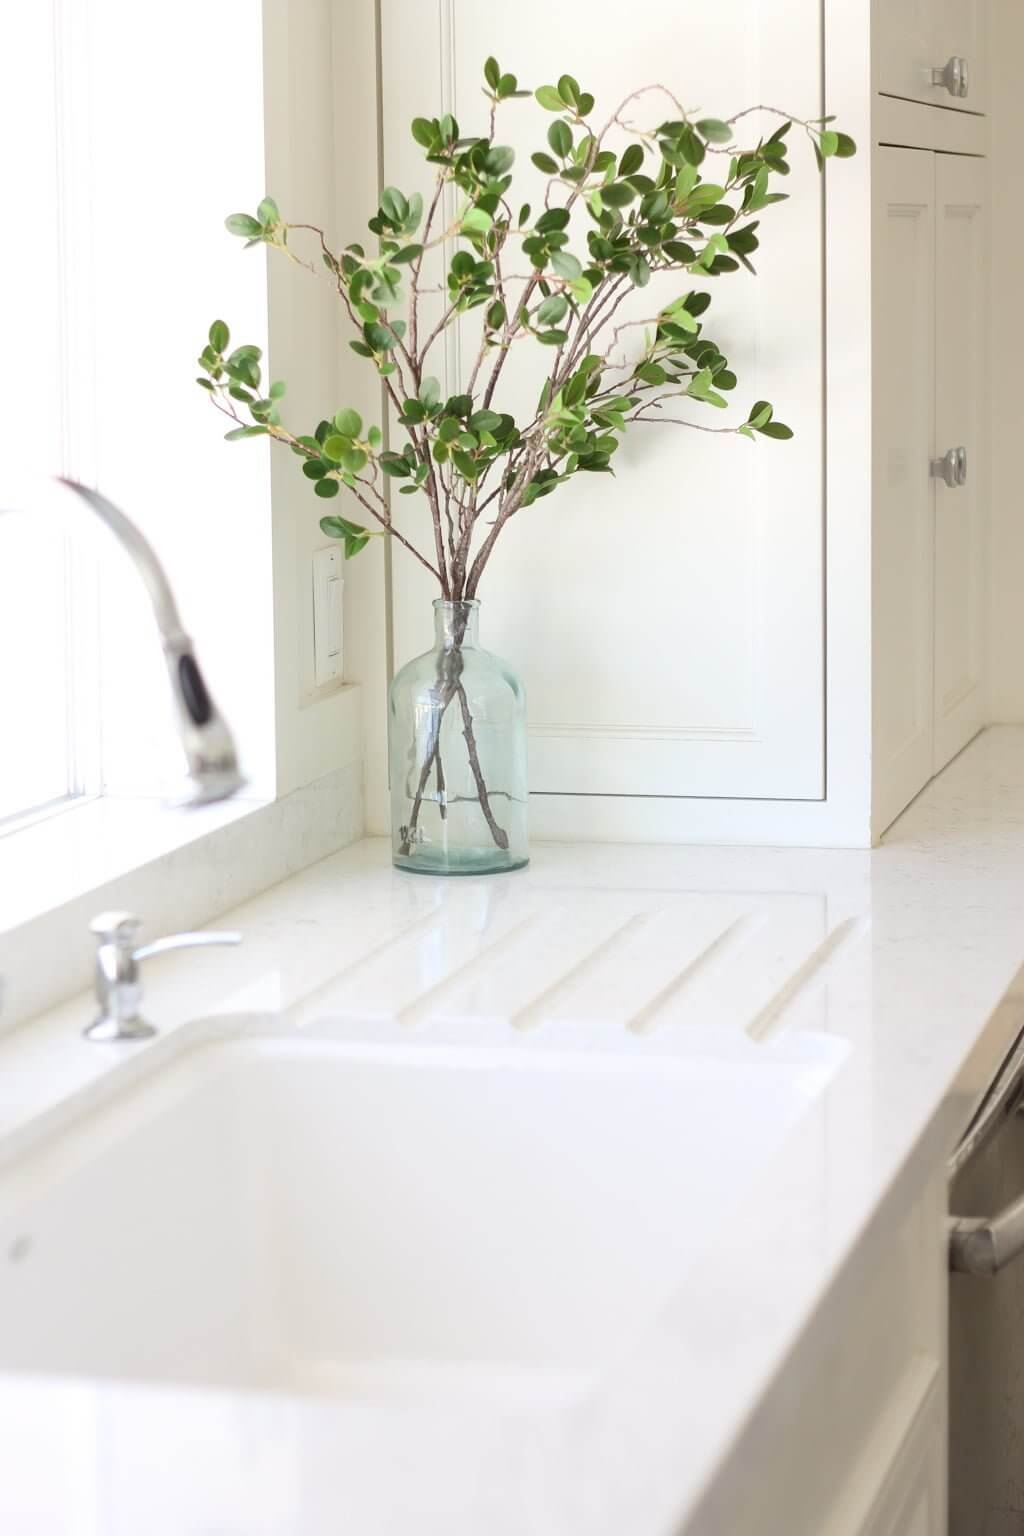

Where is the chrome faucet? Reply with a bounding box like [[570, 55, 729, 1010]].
[[87, 911, 242, 1042], [2, 477, 244, 805]]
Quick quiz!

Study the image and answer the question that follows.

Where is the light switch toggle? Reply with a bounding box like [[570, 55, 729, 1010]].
[[313, 547, 343, 687]]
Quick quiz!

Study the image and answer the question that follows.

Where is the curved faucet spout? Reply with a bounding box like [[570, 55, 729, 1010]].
[[5, 478, 244, 806]]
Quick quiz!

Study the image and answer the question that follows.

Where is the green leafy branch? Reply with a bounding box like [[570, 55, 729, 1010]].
[[197, 58, 853, 599]]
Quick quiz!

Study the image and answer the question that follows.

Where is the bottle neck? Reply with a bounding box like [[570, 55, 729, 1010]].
[[434, 600, 480, 650]]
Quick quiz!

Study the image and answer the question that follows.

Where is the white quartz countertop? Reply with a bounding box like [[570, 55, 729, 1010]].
[[3, 728, 1024, 1534]]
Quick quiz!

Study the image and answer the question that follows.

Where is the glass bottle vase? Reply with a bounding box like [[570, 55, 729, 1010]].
[[389, 600, 529, 875]]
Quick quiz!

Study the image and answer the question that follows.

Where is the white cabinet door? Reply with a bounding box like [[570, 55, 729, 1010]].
[[381, 0, 825, 801], [852, 1369, 945, 1536], [875, 0, 989, 114], [874, 0, 938, 109], [873, 148, 936, 833], [933, 152, 987, 772], [934, 0, 990, 112]]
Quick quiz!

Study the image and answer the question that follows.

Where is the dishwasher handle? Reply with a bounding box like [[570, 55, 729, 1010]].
[[949, 1194, 1024, 1276]]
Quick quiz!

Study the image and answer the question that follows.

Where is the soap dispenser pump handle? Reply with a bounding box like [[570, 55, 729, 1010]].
[[89, 911, 142, 949]]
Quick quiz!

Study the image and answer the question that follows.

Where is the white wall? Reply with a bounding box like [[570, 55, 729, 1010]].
[[989, 0, 1024, 722], [262, 0, 366, 799]]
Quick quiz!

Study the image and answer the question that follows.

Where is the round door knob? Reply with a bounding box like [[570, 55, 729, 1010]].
[[931, 55, 969, 99]]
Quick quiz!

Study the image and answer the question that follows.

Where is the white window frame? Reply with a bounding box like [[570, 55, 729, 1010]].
[[0, 0, 102, 836]]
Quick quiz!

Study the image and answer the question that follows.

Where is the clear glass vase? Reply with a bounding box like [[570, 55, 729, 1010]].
[[389, 600, 529, 875]]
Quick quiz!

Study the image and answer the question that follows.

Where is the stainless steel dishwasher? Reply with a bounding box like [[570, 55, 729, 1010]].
[[949, 1023, 1024, 1535]]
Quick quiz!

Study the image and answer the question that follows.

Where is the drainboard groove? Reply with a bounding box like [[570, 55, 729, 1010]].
[[291, 909, 444, 1020], [511, 911, 654, 1032], [626, 912, 764, 1036], [745, 914, 871, 1043], [396, 911, 553, 1029]]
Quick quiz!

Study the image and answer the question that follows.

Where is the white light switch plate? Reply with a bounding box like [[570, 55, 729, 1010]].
[[312, 547, 343, 687]]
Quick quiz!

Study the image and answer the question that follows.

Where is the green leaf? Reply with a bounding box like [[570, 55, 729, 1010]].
[[320, 513, 366, 540], [547, 119, 573, 159], [452, 450, 478, 480], [196, 377, 215, 391], [269, 379, 286, 400], [257, 196, 280, 226], [536, 328, 568, 346], [303, 460, 328, 480], [391, 243, 422, 264], [759, 421, 794, 439], [411, 116, 434, 148], [600, 181, 636, 208], [225, 213, 262, 239], [835, 132, 857, 159], [696, 118, 732, 144], [536, 293, 569, 326], [618, 143, 645, 177], [485, 145, 515, 176], [468, 409, 502, 431], [314, 477, 340, 498], [334, 407, 363, 438], [379, 452, 412, 477], [224, 425, 268, 440], [461, 207, 492, 233], [550, 250, 582, 280], [486, 300, 507, 329], [322, 435, 350, 462], [556, 74, 579, 106], [419, 376, 441, 409], [637, 362, 667, 386], [484, 56, 501, 90], [208, 319, 229, 353], [535, 85, 564, 112], [819, 130, 839, 159], [380, 187, 409, 225], [531, 152, 559, 175]]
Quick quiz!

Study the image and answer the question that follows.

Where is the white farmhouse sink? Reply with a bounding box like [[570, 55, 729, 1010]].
[[0, 1034, 842, 1404]]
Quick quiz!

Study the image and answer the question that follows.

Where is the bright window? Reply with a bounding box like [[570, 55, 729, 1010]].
[[0, 1, 272, 830], [0, 2, 100, 827]]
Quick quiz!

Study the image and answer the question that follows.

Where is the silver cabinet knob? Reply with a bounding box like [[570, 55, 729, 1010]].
[[931, 55, 969, 98], [931, 447, 968, 490], [85, 911, 241, 1043], [931, 448, 960, 489]]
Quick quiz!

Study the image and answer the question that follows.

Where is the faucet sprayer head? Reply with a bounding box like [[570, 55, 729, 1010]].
[[1, 478, 246, 807]]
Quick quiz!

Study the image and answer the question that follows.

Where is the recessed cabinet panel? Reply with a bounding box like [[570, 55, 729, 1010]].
[[382, 0, 825, 801], [933, 152, 986, 771], [875, 0, 989, 115], [873, 148, 936, 832]]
